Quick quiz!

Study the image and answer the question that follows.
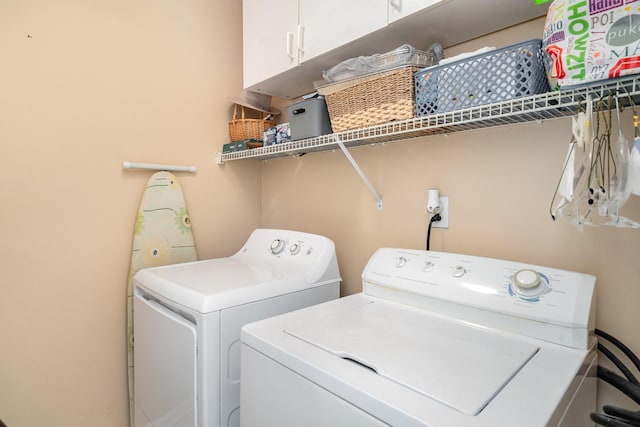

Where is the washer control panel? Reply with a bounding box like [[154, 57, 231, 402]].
[[364, 248, 596, 337]]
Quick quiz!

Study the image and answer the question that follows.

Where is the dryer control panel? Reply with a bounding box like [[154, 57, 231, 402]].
[[135, 229, 341, 314], [362, 248, 596, 349]]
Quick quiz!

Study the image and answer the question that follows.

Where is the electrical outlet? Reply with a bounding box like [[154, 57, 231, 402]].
[[432, 196, 449, 228]]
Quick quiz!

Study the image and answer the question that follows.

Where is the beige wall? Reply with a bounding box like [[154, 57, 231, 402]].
[[263, 18, 640, 411], [0, 0, 261, 425]]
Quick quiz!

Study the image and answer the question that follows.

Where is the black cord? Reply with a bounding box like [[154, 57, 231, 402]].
[[599, 342, 640, 386], [598, 365, 640, 405], [591, 329, 640, 427], [592, 412, 636, 427], [604, 406, 640, 426], [426, 213, 441, 250], [597, 329, 640, 373]]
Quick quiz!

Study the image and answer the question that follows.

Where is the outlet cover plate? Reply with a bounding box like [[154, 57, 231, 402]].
[[433, 196, 449, 228]]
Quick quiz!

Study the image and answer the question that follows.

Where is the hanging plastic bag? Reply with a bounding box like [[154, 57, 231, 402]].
[[599, 99, 631, 214], [598, 98, 637, 227], [551, 97, 594, 229], [552, 113, 588, 217], [551, 141, 593, 229], [551, 95, 640, 229], [631, 137, 640, 196], [557, 142, 580, 201]]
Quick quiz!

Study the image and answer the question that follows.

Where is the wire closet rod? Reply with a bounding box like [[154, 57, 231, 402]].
[[122, 161, 197, 173]]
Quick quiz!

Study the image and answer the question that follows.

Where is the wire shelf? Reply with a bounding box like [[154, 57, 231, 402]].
[[217, 76, 640, 163]]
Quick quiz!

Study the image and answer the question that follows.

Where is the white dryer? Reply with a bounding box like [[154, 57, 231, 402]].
[[240, 248, 597, 427], [133, 228, 341, 427]]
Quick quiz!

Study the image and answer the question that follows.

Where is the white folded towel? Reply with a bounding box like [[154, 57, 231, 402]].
[[439, 46, 496, 65]]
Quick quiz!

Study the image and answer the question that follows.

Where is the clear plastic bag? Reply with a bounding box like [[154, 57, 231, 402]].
[[322, 55, 377, 83], [322, 43, 444, 83]]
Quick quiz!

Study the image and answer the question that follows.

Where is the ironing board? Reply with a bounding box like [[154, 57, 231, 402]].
[[126, 171, 198, 426]]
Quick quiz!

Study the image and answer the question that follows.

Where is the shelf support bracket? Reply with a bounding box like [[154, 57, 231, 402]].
[[335, 137, 383, 210]]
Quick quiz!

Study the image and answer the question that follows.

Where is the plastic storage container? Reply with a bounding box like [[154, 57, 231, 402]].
[[287, 97, 333, 141], [414, 39, 549, 117]]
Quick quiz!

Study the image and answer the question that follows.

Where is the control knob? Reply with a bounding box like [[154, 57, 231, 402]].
[[513, 269, 541, 291], [395, 257, 408, 268], [289, 242, 301, 255], [452, 265, 466, 278], [422, 261, 435, 272], [509, 269, 551, 300], [270, 239, 286, 255]]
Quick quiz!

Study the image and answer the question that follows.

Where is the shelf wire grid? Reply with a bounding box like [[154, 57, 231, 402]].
[[218, 76, 640, 163]]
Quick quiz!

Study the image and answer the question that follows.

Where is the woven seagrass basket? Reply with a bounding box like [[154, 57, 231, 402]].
[[228, 104, 272, 142], [317, 66, 418, 132]]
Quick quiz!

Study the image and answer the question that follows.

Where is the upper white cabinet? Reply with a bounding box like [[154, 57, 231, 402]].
[[242, 0, 387, 97], [242, 0, 298, 90], [388, 0, 447, 23], [243, 0, 549, 99], [298, 0, 388, 63]]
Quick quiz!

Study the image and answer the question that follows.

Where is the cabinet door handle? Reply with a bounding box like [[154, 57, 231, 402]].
[[292, 108, 306, 115], [286, 32, 294, 59], [390, 0, 402, 11]]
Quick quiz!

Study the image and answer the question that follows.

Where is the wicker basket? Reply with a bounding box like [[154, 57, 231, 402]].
[[228, 104, 272, 142], [317, 67, 418, 132]]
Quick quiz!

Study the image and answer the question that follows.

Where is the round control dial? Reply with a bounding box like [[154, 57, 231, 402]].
[[509, 269, 550, 300], [270, 239, 286, 255], [513, 269, 541, 290], [395, 257, 408, 268], [289, 242, 301, 255], [422, 261, 435, 272], [452, 265, 466, 278]]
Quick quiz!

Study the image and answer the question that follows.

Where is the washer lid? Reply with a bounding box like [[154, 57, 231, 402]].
[[284, 300, 539, 416], [135, 257, 309, 313]]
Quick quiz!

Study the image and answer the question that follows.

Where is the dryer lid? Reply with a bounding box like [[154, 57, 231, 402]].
[[284, 300, 539, 416], [135, 257, 308, 313]]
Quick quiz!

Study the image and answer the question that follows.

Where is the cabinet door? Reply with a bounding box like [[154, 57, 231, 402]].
[[243, 0, 299, 89], [299, 0, 388, 63], [388, 0, 447, 23]]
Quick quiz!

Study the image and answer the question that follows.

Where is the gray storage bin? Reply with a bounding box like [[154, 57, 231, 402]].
[[287, 97, 333, 141]]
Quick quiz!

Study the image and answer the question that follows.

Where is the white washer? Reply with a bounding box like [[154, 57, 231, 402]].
[[240, 248, 597, 427], [133, 228, 341, 427]]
